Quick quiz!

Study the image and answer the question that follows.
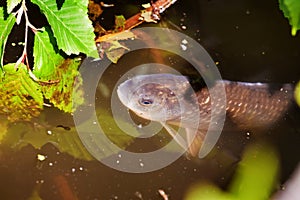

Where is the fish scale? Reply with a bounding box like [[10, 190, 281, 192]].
[[117, 74, 294, 156]]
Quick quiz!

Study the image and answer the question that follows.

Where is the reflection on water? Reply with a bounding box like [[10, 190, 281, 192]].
[[1, 0, 300, 199]]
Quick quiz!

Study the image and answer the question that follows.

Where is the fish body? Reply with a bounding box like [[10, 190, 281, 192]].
[[117, 74, 294, 156]]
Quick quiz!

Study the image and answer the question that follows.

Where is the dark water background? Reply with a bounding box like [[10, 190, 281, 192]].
[[1, 0, 300, 199]]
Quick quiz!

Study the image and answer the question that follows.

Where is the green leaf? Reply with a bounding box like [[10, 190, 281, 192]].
[[229, 142, 279, 200], [31, 0, 98, 57], [0, 8, 16, 68], [41, 58, 84, 113], [0, 63, 44, 122], [294, 81, 300, 107], [7, 0, 22, 13], [279, 0, 300, 36], [33, 27, 65, 79], [115, 15, 126, 30]]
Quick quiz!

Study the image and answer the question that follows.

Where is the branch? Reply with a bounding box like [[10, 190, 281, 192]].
[[95, 0, 177, 43]]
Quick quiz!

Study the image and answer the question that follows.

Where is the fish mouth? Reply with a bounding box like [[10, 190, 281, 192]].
[[117, 79, 132, 107]]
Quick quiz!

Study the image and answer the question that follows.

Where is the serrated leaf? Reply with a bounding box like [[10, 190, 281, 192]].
[[7, 0, 22, 13], [33, 27, 64, 79], [279, 0, 300, 36], [41, 58, 84, 113], [31, 0, 98, 57], [0, 8, 16, 68], [0, 63, 44, 122]]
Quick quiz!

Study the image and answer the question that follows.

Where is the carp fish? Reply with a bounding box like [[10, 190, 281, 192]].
[[117, 74, 294, 157]]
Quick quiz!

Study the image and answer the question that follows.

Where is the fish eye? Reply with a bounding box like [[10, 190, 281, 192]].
[[139, 98, 154, 106]]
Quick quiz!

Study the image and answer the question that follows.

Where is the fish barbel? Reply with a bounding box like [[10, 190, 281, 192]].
[[117, 74, 294, 157]]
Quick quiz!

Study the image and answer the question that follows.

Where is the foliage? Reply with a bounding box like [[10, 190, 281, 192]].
[[0, 0, 96, 119], [294, 81, 300, 107], [0, 7, 16, 68], [33, 27, 65, 79], [279, 0, 300, 36], [0, 63, 44, 121], [185, 142, 279, 200], [0, 59, 83, 121], [31, 0, 98, 57], [41, 58, 84, 113]]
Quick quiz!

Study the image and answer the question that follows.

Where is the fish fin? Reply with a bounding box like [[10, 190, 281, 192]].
[[160, 122, 187, 150], [185, 128, 205, 157]]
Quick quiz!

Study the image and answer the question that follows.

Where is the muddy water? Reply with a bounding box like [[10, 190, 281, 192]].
[[1, 0, 300, 199]]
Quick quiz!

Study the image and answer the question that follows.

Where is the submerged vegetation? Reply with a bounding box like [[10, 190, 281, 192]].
[[185, 142, 280, 200]]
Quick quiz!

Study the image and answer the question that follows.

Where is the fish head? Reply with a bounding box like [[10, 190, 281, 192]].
[[117, 74, 193, 122]]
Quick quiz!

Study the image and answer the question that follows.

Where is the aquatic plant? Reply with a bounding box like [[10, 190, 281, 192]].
[[185, 142, 280, 200]]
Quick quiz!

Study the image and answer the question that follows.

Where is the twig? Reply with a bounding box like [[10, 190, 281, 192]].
[[95, 0, 177, 42], [14, 0, 43, 81], [53, 175, 79, 200]]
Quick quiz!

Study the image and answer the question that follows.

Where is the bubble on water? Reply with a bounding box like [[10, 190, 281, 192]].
[[37, 154, 47, 161], [180, 44, 187, 51], [246, 131, 251, 139]]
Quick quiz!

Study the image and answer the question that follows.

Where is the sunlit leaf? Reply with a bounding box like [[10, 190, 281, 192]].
[[41, 58, 84, 113], [31, 0, 98, 57], [33, 27, 65, 79], [115, 15, 126, 30], [279, 0, 300, 36], [294, 81, 300, 107], [0, 8, 16, 68], [0, 63, 43, 122], [7, 0, 22, 13]]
